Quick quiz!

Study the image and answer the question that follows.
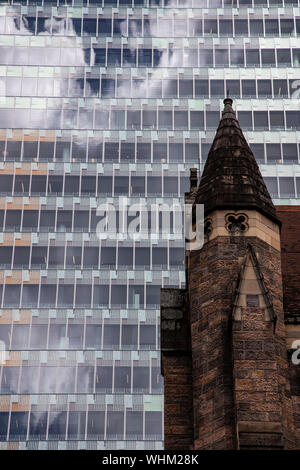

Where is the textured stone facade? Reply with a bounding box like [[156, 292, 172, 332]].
[[161, 100, 300, 450], [161, 212, 300, 450], [161, 289, 193, 449]]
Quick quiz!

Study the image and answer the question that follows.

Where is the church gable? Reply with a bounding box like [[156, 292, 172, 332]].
[[232, 244, 277, 328]]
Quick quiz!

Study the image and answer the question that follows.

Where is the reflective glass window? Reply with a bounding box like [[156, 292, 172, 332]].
[[103, 324, 120, 348], [0, 246, 12, 267], [48, 247, 65, 267], [121, 325, 138, 348], [39, 285, 56, 307], [140, 325, 156, 347], [206, 111, 220, 129], [14, 175, 30, 194], [158, 111, 172, 130], [274, 79, 288, 98], [31, 175, 47, 194], [95, 366, 112, 392], [215, 49, 229, 67], [106, 411, 124, 439], [145, 412, 162, 439], [1, 367, 19, 393], [115, 366, 131, 392], [39, 211, 55, 230], [48, 175, 63, 194], [230, 48, 244, 66], [238, 111, 253, 130], [67, 411, 86, 440], [19, 283, 38, 310], [75, 285, 91, 307], [30, 324, 48, 349], [163, 79, 177, 98], [20, 366, 38, 393], [3, 285, 21, 308], [48, 324, 66, 349], [219, 20, 233, 36], [250, 144, 265, 163], [261, 49, 276, 66], [129, 285, 144, 307], [246, 49, 260, 66], [39, 366, 56, 394], [195, 80, 209, 98], [126, 411, 143, 437], [286, 111, 300, 129], [264, 177, 278, 197], [133, 366, 149, 391], [0, 324, 10, 348], [235, 20, 248, 35], [77, 366, 94, 393], [253, 111, 269, 129], [9, 412, 28, 440], [57, 285, 74, 308], [147, 176, 162, 195], [266, 143, 282, 163], [270, 111, 284, 129], [0, 413, 8, 441], [48, 412, 67, 440], [93, 285, 109, 307], [242, 80, 256, 97], [135, 247, 150, 266], [101, 247, 116, 267], [282, 144, 298, 163], [257, 80, 272, 97], [151, 367, 163, 391], [85, 325, 102, 348], [250, 20, 263, 36], [22, 211, 38, 230], [279, 178, 295, 198], [265, 19, 279, 36], [56, 367, 75, 393], [87, 411, 105, 439], [277, 49, 292, 66], [28, 412, 48, 439]]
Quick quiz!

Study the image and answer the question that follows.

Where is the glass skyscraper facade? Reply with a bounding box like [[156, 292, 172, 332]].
[[0, 0, 299, 450]]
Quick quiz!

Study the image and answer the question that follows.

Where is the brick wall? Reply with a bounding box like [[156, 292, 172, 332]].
[[161, 288, 194, 449], [277, 206, 300, 320], [187, 235, 295, 449], [161, 206, 300, 450]]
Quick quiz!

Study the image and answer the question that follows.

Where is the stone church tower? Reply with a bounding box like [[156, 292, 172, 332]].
[[161, 99, 300, 450]]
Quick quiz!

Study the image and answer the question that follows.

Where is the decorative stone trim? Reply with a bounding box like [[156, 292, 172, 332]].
[[225, 213, 249, 234]]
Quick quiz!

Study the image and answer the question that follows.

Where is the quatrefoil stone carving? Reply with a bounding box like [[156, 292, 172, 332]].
[[225, 213, 249, 234]]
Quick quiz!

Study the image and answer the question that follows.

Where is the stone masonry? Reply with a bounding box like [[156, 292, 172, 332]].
[[161, 99, 300, 450]]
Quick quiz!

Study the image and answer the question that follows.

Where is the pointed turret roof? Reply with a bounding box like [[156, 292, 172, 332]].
[[195, 98, 280, 226]]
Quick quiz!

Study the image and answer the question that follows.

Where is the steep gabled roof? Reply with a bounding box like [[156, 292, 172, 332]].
[[232, 244, 277, 331], [195, 98, 280, 226]]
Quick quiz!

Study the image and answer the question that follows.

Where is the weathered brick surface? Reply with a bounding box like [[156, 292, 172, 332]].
[[163, 354, 194, 450], [161, 199, 300, 449], [230, 236, 296, 449], [162, 230, 299, 449], [161, 288, 194, 450], [276, 207, 300, 449], [289, 359, 300, 448], [277, 206, 300, 320]]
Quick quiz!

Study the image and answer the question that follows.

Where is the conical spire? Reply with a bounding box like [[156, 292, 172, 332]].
[[195, 98, 280, 226]]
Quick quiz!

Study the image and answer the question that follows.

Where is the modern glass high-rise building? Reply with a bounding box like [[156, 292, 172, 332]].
[[0, 0, 299, 451]]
